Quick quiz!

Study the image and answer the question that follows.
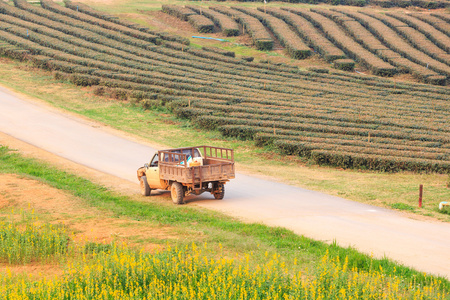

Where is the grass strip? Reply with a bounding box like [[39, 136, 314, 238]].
[[0, 145, 449, 291]]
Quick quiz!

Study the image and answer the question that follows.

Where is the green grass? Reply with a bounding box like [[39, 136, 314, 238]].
[[389, 202, 416, 212], [1, 145, 449, 293], [438, 206, 450, 215]]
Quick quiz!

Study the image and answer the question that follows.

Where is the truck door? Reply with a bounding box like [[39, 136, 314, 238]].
[[147, 153, 161, 189]]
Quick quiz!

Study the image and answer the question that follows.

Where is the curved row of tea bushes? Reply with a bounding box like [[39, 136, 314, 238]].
[[0, 1, 156, 48], [210, 6, 274, 51], [386, 12, 450, 52], [187, 14, 215, 33], [375, 12, 450, 64], [262, 7, 346, 62], [324, 8, 444, 83], [63, 0, 189, 44], [356, 11, 450, 76], [431, 12, 450, 23], [162, 5, 214, 34], [201, 46, 235, 57], [186, 5, 240, 36], [409, 13, 450, 36], [161, 5, 196, 21], [233, 7, 311, 59], [32, 0, 158, 43], [282, 7, 397, 76]]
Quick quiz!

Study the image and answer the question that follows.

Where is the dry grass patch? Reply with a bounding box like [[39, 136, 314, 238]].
[[0, 174, 179, 250]]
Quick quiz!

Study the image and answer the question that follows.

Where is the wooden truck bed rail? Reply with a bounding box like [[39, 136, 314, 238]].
[[201, 146, 233, 161], [159, 151, 189, 165]]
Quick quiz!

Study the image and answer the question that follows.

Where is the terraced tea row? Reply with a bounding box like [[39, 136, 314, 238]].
[[0, 0, 449, 172], [385, 12, 450, 52], [162, 5, 449, 84], [162, 5, 214, 33], [357, 11, 450, 75], [283, 7, 398, 76], [186, 5, 239, 36], [262, 7, 346, 62], [209, 6, 274, 51], [321, 9, 443, 83], [232, 7, 311, 59]]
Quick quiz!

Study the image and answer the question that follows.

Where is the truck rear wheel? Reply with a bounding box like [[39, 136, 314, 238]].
[[213, 183, 225, 200], [171, 182, 184, 205], [140, 176, 151, 196]]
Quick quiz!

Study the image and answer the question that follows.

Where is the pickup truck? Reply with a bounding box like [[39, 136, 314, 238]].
[[137, 146, 235, 204]]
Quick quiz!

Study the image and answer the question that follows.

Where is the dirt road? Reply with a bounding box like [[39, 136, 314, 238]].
[[1, 85, 449, 279]]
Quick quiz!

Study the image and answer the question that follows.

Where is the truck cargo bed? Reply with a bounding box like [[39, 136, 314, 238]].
[[158, 146, 235, 186]]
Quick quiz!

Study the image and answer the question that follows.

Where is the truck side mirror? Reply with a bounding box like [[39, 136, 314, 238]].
[[144, 163, 149, 169]]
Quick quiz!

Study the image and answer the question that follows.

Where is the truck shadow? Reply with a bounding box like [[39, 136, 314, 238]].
[[152, 189, 217, 204]]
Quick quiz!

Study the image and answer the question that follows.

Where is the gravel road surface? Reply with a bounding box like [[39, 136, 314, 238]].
[[0, 86, 449, 278]]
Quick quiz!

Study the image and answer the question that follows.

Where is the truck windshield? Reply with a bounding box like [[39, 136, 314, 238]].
[[150, 154, 159, 167]]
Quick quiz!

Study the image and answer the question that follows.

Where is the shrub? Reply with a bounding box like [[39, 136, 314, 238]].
[[187, 14, 215, 33], [163, 41, 189, 51], [161, 5, 196, 21], [343, 0, 367, 6], [202, 46, 235, 57], [241, 56, 254, 62], [69, 74, 100, 86], [308, 67, 330, 73], [93, 86, 105, 96], [426, 75, 447, 86], [255, 39, 274, 51], [219, 125, 257, 140], [334, 59, 355, 71], [254, 133, 277, 147], [108, 88, 129, 100]]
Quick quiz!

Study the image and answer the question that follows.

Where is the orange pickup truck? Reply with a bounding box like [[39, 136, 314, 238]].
[[137, 146, 235, 204]]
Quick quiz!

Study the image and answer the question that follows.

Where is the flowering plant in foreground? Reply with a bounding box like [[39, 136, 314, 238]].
[[0, 241, 447, 299], [0, 210, 69, 264]]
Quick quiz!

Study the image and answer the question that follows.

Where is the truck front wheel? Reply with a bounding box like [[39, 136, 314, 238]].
[[213, 183, 225, 200], [140, 176, 151, 196], [171, 182, 184, 205]]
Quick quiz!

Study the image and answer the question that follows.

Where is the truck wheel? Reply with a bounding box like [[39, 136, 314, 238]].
[[213, 183, 225, 200], [171, 182, 184, 205], [140, 176, 151, 196]]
